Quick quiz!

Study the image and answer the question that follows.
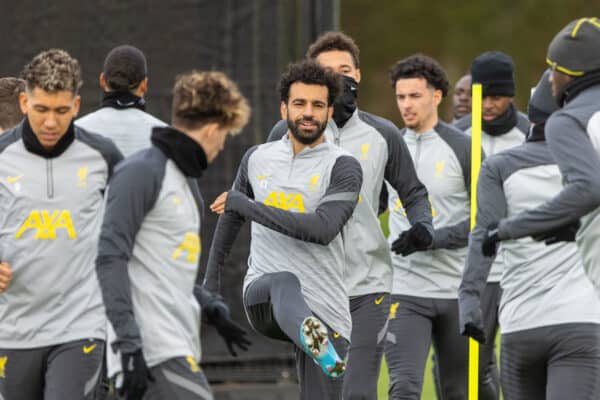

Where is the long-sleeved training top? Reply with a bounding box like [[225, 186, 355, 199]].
[[459, 133, 600, 334], [204, 134, 363, 340], [266, 110, 432, 297], [0, 118, 122, 348], [388, 122, 477, 298], [497, 84, 600, 294], [96, 126, 207, 374]]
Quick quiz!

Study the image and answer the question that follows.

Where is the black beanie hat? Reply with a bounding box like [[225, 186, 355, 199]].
[[528, 69, 558, 124], [470, 51, 515, 97], [103, 45, 147, 92], [547, 17, 600, 77]]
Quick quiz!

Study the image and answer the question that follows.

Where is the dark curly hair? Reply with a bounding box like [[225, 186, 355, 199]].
[[306, 31, 360, 68], [389, 54, 449, 97], [21, 49, 82, 94], [0, 77, 25, 129], [172, 70, 250, 134], [278, 60, 342, 106]]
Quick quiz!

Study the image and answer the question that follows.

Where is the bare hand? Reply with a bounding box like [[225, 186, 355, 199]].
[[210, 192, 228, 215], [0, 262, 13, 293]]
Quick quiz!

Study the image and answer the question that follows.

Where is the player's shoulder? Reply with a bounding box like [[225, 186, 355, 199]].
[[0, 124, 22, 154], [358, 110, 401, 136]]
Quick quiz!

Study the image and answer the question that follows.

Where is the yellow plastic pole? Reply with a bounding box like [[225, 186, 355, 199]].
[[468, 83, 483, 400]]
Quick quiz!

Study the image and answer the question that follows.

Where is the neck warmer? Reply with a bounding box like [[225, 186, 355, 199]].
[[482, 103, 518, 136], [101, 91, 146, 111], [560, 69, 600, 106], [526, 122, 546, 142], [333, 76, 358, 128], [151, 126, 208, 177], [22, 117, 75, 158]]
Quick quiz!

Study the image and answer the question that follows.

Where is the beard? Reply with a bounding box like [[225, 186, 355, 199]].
[[287, 115, 327, 145]]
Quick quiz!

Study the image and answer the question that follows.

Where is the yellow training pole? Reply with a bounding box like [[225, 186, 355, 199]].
[[468, 83, 483, 400]]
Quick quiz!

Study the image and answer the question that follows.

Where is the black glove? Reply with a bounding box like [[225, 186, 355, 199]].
[[532, 220, 580, 245], [391, 223, 433, 256], [461, 308, 486, 344], [204, 302, 252, 357], [481, 222, 500, 257], [120, 349, 154, 400]]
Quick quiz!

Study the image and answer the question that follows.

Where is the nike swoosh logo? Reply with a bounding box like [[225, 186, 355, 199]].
[[375, 295, 385, 305], [83, 344, 96, 354], [7, 175, 23, 184]]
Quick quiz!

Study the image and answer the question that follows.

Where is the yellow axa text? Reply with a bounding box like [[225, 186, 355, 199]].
[[263, 192, 306, 213], [15, 210, 77, 240]]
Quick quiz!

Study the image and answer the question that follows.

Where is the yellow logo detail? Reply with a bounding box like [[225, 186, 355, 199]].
[[186, 356, 200, 373], [83, 344, 96, 354], [435, 160, 445, 177], [389, 302, 400, 320], [7, 175, 23, 184], [172, 196, 182, 205], [77, 166, 88, 187], [358, 194, 363, 203], [172, 232, 201, 263], [393, 199, 407, 217], [0, 356, 6, 378], [308, 175, 320, 192], [263, 192, 305, 213], [375, 295, 385, 305], [360, 143, 370, 160], [429, 198, 437, 218], [257, 175, 268, 181], [333, 332, 340, 339], [15, 210, 77, 240]]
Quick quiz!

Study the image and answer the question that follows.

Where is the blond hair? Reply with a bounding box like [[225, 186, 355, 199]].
[[21, 49, 82, 94], [172, 70, 250, 135]]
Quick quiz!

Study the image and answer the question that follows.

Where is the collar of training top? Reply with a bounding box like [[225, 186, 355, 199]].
[[21, 117, 75, 159], [151, 126, 208, 177], [561, 69, 600, 106], [101, 90, 146, 111]]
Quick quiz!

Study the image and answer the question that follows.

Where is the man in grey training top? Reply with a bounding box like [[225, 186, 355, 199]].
[[96, 70, 252, 400], [0, 49, 123, 400], [77, 44, 166, 156], [205, 60, 363, 400]]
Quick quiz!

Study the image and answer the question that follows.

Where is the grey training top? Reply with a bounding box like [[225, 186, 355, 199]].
[[205, 135, 362, 339], [96, 129, 206, 374], [388, 122, 476, 298], [459, 139, 600, 334], [497, 85, 600, 293], [0, 121, 122, 348], [267, 110, 432, 297], [459, 113, 528, 282], [77, 107, 167, 157]]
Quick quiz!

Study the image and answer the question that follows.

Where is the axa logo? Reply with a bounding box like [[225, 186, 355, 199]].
[[15, 210, 77, 240], [263, 192, 305, 213], [171, 232, 201, 263]]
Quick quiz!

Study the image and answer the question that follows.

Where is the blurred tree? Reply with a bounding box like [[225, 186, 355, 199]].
[[341, 1, 600, 125]]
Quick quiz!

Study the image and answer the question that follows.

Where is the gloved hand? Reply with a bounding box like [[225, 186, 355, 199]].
[[463, 321, 486, 344], [120, 349, 154, 400], [204, 302, 252, 357], [481, 222, 500, 257], [391, 223, 433, 256], [532, 220, 580, 245]]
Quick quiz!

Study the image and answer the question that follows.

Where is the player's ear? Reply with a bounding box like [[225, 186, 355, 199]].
[[280, 101, 288, 120]]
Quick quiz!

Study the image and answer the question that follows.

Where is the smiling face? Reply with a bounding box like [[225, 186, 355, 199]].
[[19, 88, 80, 150], [394, 77, 441, 133], [281, 82, 333, 145]]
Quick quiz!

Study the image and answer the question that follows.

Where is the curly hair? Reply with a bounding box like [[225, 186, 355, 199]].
[[172, 70, 250, 135], [0, 77, 25, 129], [21, 49, 82, 94], [389, 54, 449, 97], [278, 60, 342, 106], [306, 31, 360, 68]]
